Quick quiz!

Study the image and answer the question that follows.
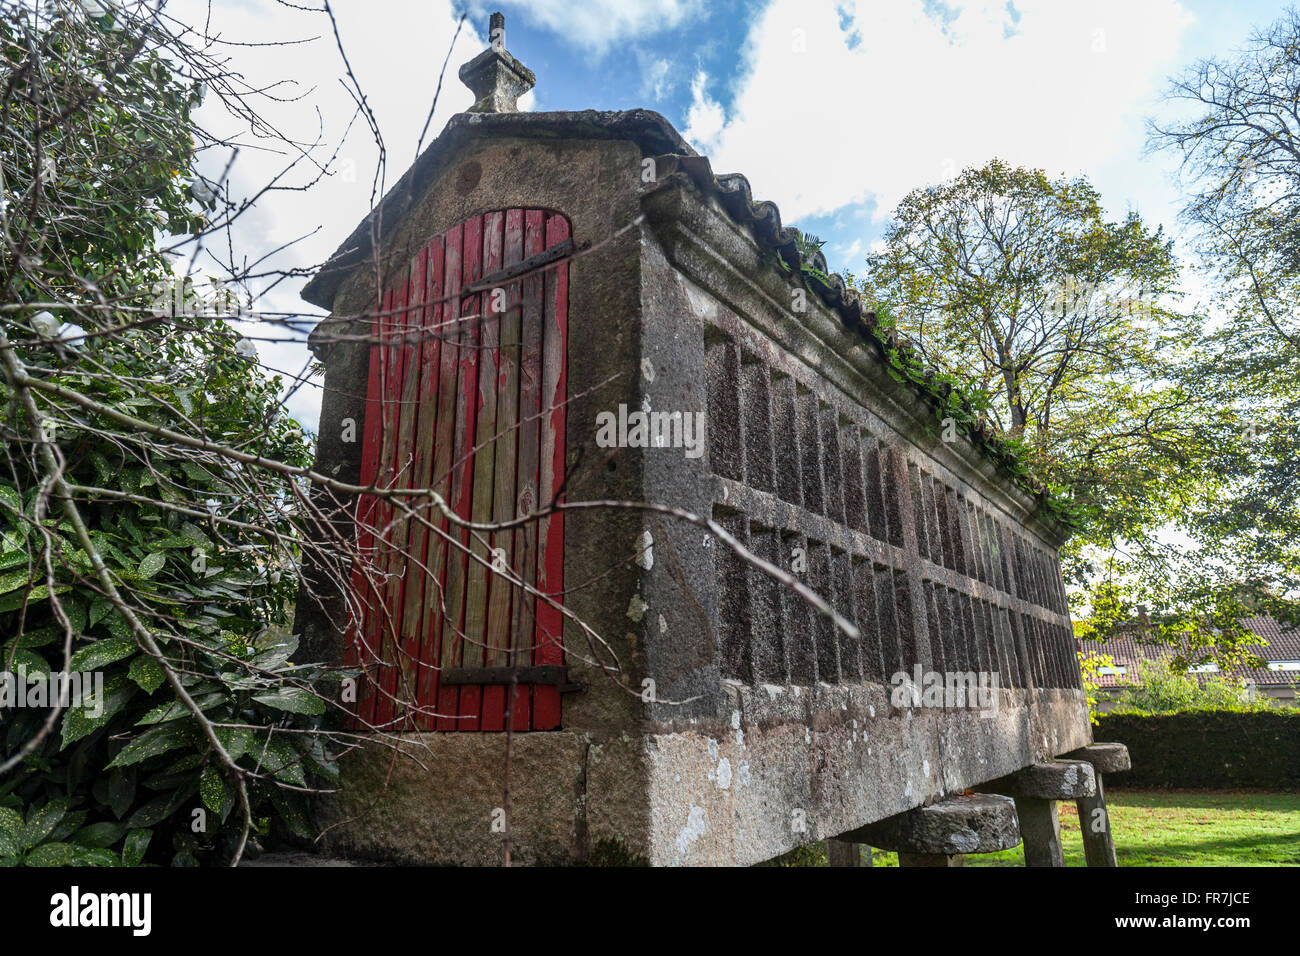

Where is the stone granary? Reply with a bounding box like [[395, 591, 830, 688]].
[[294, 15, 1129, 866]]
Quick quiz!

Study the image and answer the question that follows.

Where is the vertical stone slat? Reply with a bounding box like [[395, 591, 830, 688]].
[[933, 480, 955, 569], [749, 523, 786, 684], [832, 548, 861, 680], [963, 592, 986, 677], [913, 465, 932, 563], [820, 403, 845, 525], [739, 353, 774, 493], [841, 423, 867, 535], [716, 510, 754, 683], [881, 444, 907, 549], [924, 582, 945, 675], [894, 567, 919, 676], [771, 371, 802, 507], [784, 531, 818, 684], [853, 557, 885, 682], [946, 487, 967, 576], [796, 384, 825, 516], [876, 564, 905, 679], [861, 433, 889, 543], [705, 334, 743, 482], [809, 541, 838, 682]]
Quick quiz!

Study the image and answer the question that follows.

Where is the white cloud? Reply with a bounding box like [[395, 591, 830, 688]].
[[683, 71, 726, 147], [638, 54, 674, 101], [510, 0, 706, 56], [833, 237, 864, 261], [168, 0, 478, 429], [686, 0, 1194, 222]]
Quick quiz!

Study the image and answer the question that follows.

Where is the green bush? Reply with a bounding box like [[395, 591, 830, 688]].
[[0, 6, 334, 866], [1111, 657, 1278, 715], [1097, 711, 1300, 788]]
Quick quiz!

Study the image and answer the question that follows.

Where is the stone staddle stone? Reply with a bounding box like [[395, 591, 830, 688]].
[[1065, 742, 1132, 774], [848, 793, 1021, 855], [987, 759, 1097, 799]]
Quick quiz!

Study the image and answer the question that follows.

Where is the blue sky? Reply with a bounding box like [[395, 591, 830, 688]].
[[481, 0, 1292, 274], [178, 0, 1297, 427]]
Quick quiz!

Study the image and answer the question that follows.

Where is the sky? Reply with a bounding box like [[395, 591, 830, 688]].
[[168, 0, 1297, 430]]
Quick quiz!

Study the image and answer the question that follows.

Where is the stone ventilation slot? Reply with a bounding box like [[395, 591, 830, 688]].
[[832, 548, 859, 680], [796, 384, 825, 516], [808, 541, 838, 682], [923, 582, 945, 672], [714, 508, 754, 683], [881, 446, 908, 548], [739, 351, 774, 493], [894, 568, 917, 674], [748, 523, 786, 683], [876, 564, 905, 678], [853, 557, 885, 682], [820, 405, 845, 525], [771, 371, 803, 506], [862, 435, 889, 543], [705, 336, 743, 482], [841, 424, 868, 535], [948, 487, 967, 575], [783, 530, 818, 685]]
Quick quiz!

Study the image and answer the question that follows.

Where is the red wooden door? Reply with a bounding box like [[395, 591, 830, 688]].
[[346, 209, 570, 731]]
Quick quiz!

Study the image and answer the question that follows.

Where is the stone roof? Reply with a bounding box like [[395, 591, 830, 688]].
[[299, 110, 694, 310], [301, 108, 1061, 518]]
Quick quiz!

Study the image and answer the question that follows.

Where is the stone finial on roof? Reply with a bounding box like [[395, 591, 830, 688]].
[[458, 12, 536, 114]]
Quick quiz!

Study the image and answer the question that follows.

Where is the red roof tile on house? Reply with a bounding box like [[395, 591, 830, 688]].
[[1077, 616, 1300, 689]]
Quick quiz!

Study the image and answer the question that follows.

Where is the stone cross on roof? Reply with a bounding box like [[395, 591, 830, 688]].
[[458, 12, 536, 114]]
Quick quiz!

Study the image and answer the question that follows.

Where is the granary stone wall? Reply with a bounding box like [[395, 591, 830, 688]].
[[599, 156, 1088, 864], [297, 102, 1090, 864]]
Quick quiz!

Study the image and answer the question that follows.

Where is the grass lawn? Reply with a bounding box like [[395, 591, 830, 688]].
[[772, 790, 1300, 866]]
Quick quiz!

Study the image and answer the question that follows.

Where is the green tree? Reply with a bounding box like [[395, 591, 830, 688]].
[[858, 159, 1276, 663], [1113, 658, 1274, 715], [1150, 7, 1300, 622], [0, 1, 331, 866]]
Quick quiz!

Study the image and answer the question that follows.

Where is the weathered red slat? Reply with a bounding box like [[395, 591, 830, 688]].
[[533, 213, 570, 730], [438, 215, 483, 730], [410, 235, 446, 730], [432, 224, 465, 731], [455, 214, 486, 730], [388, 248, 431, 727], [374, 266, 415, 728], [509, 209, 547, 731], [354, 210, 569, 733], [346, 287, 389, 728], [469, 211, 508, 730], [359, 285, 400, 727], [479, 208, 525, 731]]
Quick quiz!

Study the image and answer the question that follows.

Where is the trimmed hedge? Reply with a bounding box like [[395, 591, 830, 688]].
[[1097, 711, 1300, 789]]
